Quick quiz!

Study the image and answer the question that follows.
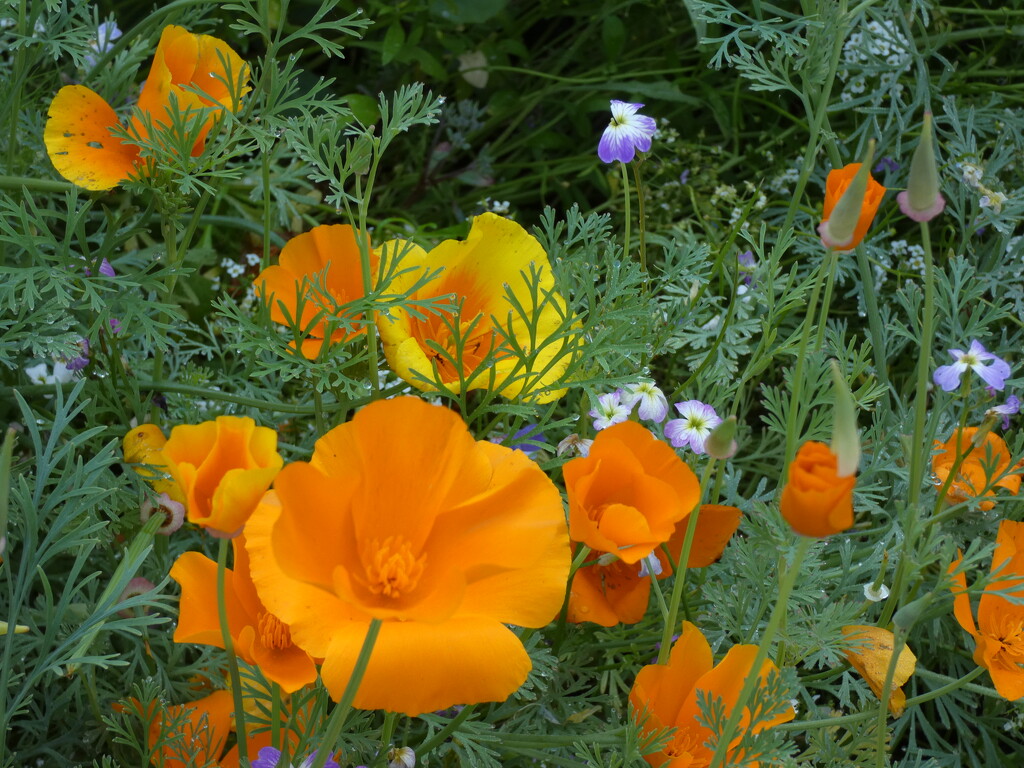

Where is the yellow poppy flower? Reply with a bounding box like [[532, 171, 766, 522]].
[[376, 213, 576, 403]]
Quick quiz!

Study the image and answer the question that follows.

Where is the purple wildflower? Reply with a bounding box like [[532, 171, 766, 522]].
[[873, 157, 900, 174], [252, 747, 339, 768], [64, 338, 90, 371], [933, 340, 1012, 392], [83, 257, 115, 277], [597, 101, 657, 164], [988, 395, 1021, 430], [664, 400, 722, 454]]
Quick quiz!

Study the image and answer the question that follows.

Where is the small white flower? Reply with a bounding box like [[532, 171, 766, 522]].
[[25, 363, 49, 385], [637, 553, 663, 578], [622, 380, 669, 423], [387, 747, 416, 768], [959, 162, 984, 187], [589, 391, 631, 431], [245, 252, 261, 266], [664, 400, 722, 454], [980, 191, 1008, 214], [557, 433, 593, 457]]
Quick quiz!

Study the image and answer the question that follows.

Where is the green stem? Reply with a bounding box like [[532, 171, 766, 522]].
[[377, 711, 399, 766], [708, 537, 812, 768], [0, 176, 74, 193], [311, 619, 383, 768], [813, 249, 839, 351], [658, 459, 717, 664], [619, 162, 632, 266], [217, 538, 248, 766], [417, 705, 476, 755], [852, 243, 891, 389], [906, 221, 936, 512], [630, 160, 648, 275], [879, 221, 935, 627], [783, 251, 834, 468]]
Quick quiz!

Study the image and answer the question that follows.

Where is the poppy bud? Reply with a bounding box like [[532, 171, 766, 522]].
[[830, 361, 860, 477], [897, 111, 945, 222], [818, 140, 886, 251], [705, 415, 738, 460]]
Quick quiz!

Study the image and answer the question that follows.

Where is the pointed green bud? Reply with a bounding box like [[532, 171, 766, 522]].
[[830, 361, 860, 477], [897, 112, 945, 222], [705, 415, 738, 460], [819, 140, 877, 249]]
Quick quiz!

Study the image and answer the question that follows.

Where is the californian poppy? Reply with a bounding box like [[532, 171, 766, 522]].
[[949, 519, 1024, 700], [564, 420, 701, 564], [170, 534, 317, 693], [629, 621, 794, 767], [254, 224, 376, 359], [819, 163, 886, 251], [568, 504, 741, 626], [244, 396, 571, 716], [932, 427, 1021, 511], [780, 441, 855, 537], [376, 213, 576, 403], [44, 25, 249, 191]]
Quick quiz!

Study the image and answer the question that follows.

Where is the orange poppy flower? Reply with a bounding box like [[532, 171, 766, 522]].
[[135, 688, 234, 768], [244, 396, 571, 716], [932, 427, 1021, 511], [820, 163, 886, 251], [950, 519, 1024, 701], [375, 213, 576, 403], [841, 625, 917, 716], [629, 621, 794, 768], [160, 416, 284, 537], [780, 441, 855, 538], [568, 504, 741, 626], [170, 534, 317, 693], [565, 421, 701, 565], [44, 25, 249, 191], [254, 224, 376, 359]]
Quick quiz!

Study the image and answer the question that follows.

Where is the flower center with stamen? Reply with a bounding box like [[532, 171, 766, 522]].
[[995, 615, 1024, 661], [664, 729, 709, 767], [361, 536, 427, 598], [257, 610, 293, 651]]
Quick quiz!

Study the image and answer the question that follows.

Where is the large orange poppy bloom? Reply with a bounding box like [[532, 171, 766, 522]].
[[564, 420, 701, 565], [568, 504, 741, 626], [375, 213, 576, 403], [170, 534, 317, 693], [45, 25, 249, 191], [254, 224, 376, 359], [950, 519, 1024, 701], [820, 162, 886, 251], [780, 441, 855, 537], [159, 416, 284, 537], [629, 621, 794, 767], [244, 396, 571, 716], [932, 427, 1021, 511]]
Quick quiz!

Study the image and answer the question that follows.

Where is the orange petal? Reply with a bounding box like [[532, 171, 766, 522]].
[[319, 617, 531, 716], [665, 504, 742, 570], [630, 621, 713, 726], [45, 85, 139, 190], [567, 558, 650, 626]]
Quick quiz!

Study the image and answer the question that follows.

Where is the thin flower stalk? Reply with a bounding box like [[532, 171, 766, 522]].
[[309, 619, 382, 768], [657, 458, 717, 665], [218, 536, 249, 766], [707, 537, 812, 768]]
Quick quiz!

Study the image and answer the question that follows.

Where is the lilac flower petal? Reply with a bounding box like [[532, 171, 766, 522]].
[[933, 363, 965, 392], [598, 126, 638, 163], [252, 747, 282, 768], [993, 395, 1021, 416], [967, 339, 991, 360], [99, 258, 116, 277], [975, 356, 1011, 391], [610, 100, 643, 117], [664, 418, 690, 449]]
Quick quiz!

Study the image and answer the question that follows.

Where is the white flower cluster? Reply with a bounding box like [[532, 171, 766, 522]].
[[890, 239, 926, 277], [958, 160, 1010, 214], [220, 256, 246, 279], [839, 19, 911, 103]]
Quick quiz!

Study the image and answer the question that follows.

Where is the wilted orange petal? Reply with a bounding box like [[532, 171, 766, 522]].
[[45, 85, 140, 191]]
